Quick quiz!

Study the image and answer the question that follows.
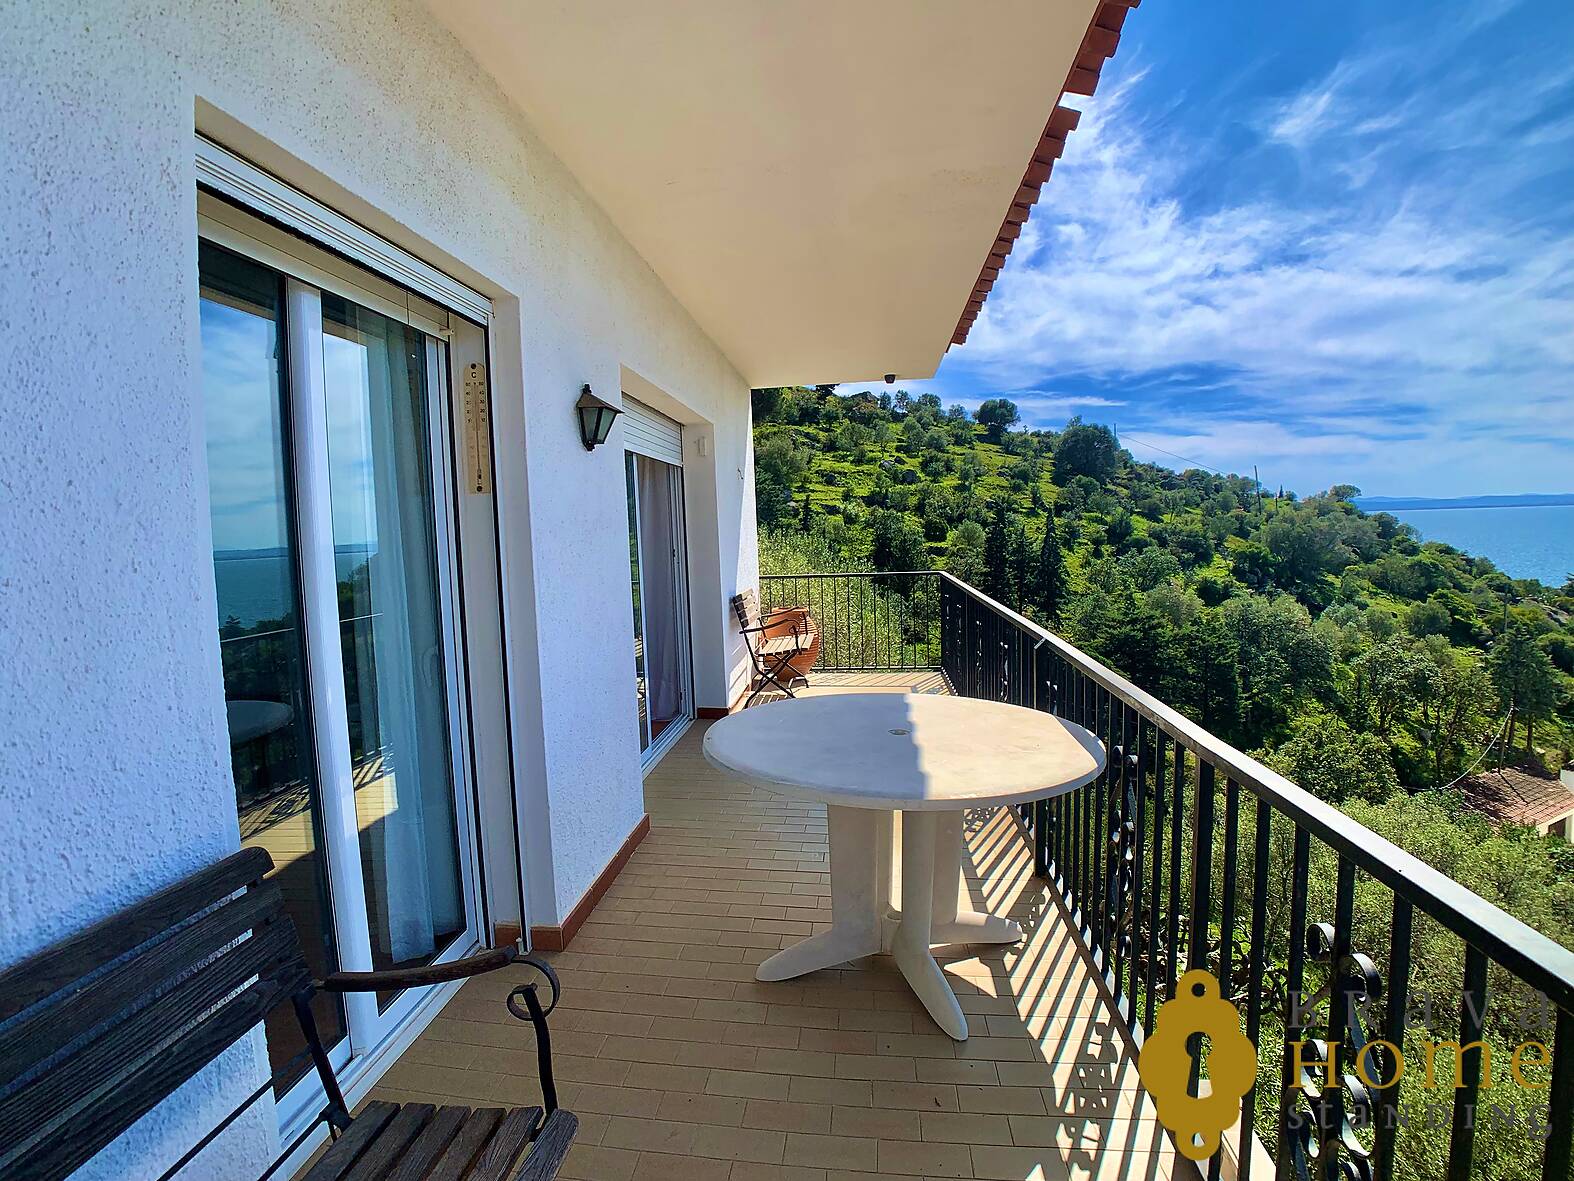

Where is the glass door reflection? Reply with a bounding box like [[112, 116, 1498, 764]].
[[199, 242, 345, 1085], [626, 452, 693, 760]]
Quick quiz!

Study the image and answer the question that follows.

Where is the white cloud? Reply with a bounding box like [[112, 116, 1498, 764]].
[[938, 40, 1574, 497], [1266, 67, 1349, 147]]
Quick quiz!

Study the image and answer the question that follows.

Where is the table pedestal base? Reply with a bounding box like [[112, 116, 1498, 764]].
[[755, 806, 1022, 1040]]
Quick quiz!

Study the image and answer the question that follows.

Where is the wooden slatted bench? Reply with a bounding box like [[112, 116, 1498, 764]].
[[0, 846, 576, 1181]]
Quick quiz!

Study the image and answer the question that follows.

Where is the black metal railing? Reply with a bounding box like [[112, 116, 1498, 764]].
[[759, 571, 941, 671], [761, 570, 1574, 1181]]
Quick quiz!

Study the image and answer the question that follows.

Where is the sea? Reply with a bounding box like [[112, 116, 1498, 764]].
[[213, 546, 372, 628], [1384, 505, 1573, 587]]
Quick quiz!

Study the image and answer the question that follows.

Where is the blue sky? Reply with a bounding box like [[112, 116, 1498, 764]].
[[842, 0, 1574, 498]]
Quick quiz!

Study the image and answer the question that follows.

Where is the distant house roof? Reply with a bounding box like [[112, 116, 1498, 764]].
[[951, 0, 1140, 346], [1460, 766, 1574, 829]]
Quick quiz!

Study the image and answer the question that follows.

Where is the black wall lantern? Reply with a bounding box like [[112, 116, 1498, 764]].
[[576, 385, 622, 451]]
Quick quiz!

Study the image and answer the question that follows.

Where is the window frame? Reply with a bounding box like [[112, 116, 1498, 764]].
[[197, 199, 489, 1140]]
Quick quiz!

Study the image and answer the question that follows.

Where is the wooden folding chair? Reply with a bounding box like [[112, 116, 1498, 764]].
[[732, 589, 817, 707]]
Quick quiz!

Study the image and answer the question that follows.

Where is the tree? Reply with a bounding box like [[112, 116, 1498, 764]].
[[1054, 417, 1119, 484], [755, 434, 808, 487], [1177, 609, 1241, 731], [1414, 640, 1495, 785], [1261, 715, 1399, 804], [973, 398, 1020, 442], [867, 509, 928, 573], [754, 471, 793, 527], [1105, 507, 1135, 549], [984, 500, 1015, 605], [1221, 594, 1335, 746], [1488, 625, 1562, 750], [750, 386, 785, 422], [1033, 511, 1068, 625], [1406, 599, 1451, 638], [1098, 588, 1178, 700], [1349, 638, 1440, 739], [946, 520, 988, 586], [1259, 508, 1347, 602]]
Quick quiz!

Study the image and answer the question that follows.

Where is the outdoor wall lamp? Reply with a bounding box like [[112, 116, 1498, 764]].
[[576, 385, 622, 451]]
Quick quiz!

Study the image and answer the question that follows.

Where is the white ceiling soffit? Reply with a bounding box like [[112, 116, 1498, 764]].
[[426, 0, 1100, 387]]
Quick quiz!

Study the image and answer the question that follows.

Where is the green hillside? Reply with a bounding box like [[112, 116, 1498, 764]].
[[753, 385, 1574, 793]]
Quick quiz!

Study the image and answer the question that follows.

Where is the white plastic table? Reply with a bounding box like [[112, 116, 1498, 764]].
[[702, 692, 1105, 1039]]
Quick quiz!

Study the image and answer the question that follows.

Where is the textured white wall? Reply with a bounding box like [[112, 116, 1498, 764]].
[[0, 0, 757, 1174]]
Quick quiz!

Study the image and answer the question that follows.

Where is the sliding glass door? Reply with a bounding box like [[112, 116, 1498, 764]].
[[200, 228, 480, 1102], [203, 245, 346, 1082], [626, 451, 693, 762]]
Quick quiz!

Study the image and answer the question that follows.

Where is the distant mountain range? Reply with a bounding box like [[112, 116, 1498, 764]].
[[1355, 493, 1574, 512]]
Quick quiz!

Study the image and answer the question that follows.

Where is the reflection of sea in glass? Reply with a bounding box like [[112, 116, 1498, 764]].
[[198, 241, 344, 1084], [321, 294, 465, 1000]]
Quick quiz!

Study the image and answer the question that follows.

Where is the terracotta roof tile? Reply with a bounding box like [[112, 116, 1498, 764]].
[[950, 0, 1138, 346], [1461, 767, 1574, 828]]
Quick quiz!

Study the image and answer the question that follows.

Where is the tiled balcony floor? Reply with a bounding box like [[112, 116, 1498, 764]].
[[371, 675, 1182, 1180]]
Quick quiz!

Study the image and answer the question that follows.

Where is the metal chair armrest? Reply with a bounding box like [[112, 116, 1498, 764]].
[[318, 946, 517, 992]]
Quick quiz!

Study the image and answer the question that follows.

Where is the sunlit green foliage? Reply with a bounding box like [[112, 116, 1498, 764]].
[[753, 385, 1573, 783]]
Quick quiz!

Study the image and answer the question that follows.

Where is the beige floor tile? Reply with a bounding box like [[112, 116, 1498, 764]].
[[783, 1131, 879, 1172], [359, 691, 1177, 1181]]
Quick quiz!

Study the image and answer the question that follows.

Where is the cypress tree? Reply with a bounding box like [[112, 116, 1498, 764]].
[[984, 499, 1012, 605], [1034, 508, 1068, 625]]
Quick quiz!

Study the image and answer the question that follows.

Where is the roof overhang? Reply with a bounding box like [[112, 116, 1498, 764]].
[[425, 1, 1133, 386]]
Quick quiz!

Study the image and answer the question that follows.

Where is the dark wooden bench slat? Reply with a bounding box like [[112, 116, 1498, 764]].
[[342, 1102, 436, 1181], [1, 843, 579, 1181], [0, 879, 287, 1083], [300, 1100, 401, 1181], [0, 917, 308, 1178], [3, 967, 301, 1181], [467, 1105, 543, 1181], [0, 847, 272, 1023], [383, 1105, 472, 1181], [512, 1110, 579, 1181], [424, 1107, 505, 1180]]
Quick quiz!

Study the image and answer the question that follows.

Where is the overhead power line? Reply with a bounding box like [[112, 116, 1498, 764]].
[[1118, 433, 1229, 477]]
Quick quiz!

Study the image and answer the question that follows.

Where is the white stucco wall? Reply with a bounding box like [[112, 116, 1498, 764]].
[[0, 0, 757, 1175]]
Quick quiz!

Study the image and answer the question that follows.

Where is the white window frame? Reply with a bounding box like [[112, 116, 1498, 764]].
[[626, 449, 695, 771], [196, 135, 492, 325], [197, 196, 490, 1142]]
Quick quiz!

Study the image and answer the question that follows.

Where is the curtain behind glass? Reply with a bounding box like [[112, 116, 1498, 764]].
[[635, 455, 683, 730], [322, 294, 464, 977]]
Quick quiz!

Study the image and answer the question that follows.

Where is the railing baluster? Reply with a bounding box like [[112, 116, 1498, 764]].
[[1278, 825, 1311, 1181], [1240, 795, 1271, 1181], [1219, 778, 1240, 1001], [1546, 1006, 1574, 1181], [1127, 714, 1146, 1014], [1168, 740, 1185, 1001], [1328, 855, 1356, 1181], [1188, 760, 1215, 975], [1144, 727, 1167, 1035], [1374, 896, 1410, 1181], [1447, 944, 1490, 1181]]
